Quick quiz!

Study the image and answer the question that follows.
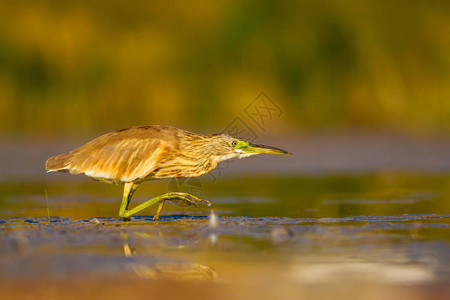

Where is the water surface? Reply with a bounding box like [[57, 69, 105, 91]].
[[1, 174, 449, 299]]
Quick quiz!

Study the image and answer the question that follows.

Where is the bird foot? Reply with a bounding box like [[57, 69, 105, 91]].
[[163, 192, 211, 208]]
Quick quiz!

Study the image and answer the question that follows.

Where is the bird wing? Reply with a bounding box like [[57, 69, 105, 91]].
[[67, 126, 176, 183]]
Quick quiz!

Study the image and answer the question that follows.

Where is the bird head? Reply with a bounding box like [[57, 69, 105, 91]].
[[211, 134, 292, 163]]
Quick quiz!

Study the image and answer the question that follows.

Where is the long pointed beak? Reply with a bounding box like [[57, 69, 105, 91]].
[[243, 142, 292, 155]]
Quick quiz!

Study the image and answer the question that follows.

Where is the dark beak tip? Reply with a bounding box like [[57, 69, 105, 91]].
[[270, 150, 291, 155]]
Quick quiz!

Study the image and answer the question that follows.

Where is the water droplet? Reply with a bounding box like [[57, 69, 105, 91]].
[[208, 210, 219, 228]]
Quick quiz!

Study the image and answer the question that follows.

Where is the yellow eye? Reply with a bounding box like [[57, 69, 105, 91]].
[[231, 140, 238, 147]]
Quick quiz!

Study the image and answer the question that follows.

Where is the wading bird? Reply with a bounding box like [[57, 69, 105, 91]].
[[46, 125, 291, 220]]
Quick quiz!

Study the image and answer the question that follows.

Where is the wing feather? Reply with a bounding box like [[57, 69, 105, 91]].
[[65, 126, 176, 183]]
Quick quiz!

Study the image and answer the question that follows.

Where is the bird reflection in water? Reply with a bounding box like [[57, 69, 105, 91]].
[[121, 229, 218, 281]]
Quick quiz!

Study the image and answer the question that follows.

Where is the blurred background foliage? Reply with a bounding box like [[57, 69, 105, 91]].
[[0, 0, 449, 135]]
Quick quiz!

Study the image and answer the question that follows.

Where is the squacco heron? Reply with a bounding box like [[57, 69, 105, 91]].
[[46, 125, 291, 220]]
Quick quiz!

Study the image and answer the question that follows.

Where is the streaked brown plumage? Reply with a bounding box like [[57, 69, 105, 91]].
[[46, 125, 290, 220]]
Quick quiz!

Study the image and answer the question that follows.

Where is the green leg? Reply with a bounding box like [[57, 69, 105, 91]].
[[119, 182, 139, 220], [119, 182, 211, 221]]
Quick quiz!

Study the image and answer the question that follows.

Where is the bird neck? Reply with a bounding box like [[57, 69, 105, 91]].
[[176, 133, 227, 173]]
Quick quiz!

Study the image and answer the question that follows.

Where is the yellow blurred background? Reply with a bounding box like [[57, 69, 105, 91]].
[[0, 0, 449, 135]]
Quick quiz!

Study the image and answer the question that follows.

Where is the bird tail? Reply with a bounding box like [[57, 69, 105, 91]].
[[45, 153, 72, 172]]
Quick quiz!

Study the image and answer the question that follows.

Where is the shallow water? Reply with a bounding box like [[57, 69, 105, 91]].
[[1, 174, 449, 299]]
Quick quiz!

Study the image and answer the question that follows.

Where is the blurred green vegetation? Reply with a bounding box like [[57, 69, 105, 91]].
[[0, 0, 449, 134]]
